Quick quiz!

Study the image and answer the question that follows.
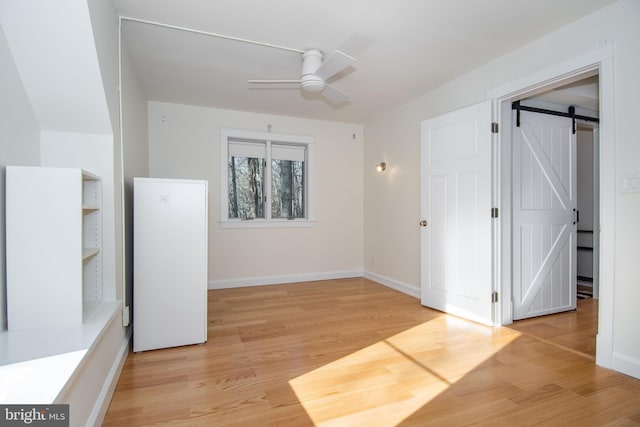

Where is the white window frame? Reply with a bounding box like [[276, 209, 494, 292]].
[[220, 128, 315, 228]]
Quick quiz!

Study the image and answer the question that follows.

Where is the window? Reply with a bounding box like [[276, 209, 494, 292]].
[[227, 140, 266, 219], [221, 129, 313, 227]]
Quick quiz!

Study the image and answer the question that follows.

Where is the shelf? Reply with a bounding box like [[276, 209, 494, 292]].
[[578, 275, 593, 283], [81, 170, 101, 181], [82, 247, 100, 261], [82, 204, 100, 212], [6, 166, 103, 332], [83, 299, 103, 322]]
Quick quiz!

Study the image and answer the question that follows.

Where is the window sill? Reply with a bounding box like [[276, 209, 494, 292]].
[[220, 219, 316, 229]]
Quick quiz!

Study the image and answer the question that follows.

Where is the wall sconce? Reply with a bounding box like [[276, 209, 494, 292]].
[[376, 162, 387, 172]]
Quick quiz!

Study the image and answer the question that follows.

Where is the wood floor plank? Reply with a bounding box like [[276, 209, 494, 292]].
[[104, 278, 639, 426], [508, 298, 598, 358]]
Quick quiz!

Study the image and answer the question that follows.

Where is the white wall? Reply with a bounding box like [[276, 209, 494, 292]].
[[122, 46, 149, 180], [87, 0, 120, 135], [0, 1, 112, 135], [0, 26, 41, 331], [0, 2, 131, 424], [0, 0, 120, 303], [363, 0, 640, 377], [87, 0, 124, 307], [40, 131, 117, 300], [148, 102, 364, 285], [121, 44, 149, 313], [363, 104, 422, 292]]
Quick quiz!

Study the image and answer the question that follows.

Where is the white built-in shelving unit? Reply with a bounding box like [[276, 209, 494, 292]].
[[6, 166, 103, 330]]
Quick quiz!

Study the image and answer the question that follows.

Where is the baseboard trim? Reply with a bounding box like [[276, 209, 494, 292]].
[[89, 327, 131, 426], [363, 271, 420, 299], [208, 270, 364, 289], [596, 333, 614, 369], [612, 352, 640, 380]]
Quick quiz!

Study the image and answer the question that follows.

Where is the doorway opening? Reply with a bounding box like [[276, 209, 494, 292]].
[[508, 75, 600, 358], [419, 44, 617, 368]]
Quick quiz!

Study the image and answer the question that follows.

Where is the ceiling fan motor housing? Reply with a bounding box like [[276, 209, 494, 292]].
[[301, 49, 325, 92], [247, 47, 353, 103]]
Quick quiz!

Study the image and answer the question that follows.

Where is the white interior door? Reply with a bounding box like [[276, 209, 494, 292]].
[[420, 101, 494, 326], [512, 110, 577, 320]]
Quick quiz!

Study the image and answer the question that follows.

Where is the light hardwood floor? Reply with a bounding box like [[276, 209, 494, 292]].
[[508, 298, 598, 360], [104, 279, 640, 426]]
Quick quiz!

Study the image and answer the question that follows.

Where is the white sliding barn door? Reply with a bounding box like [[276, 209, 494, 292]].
[[512, 110, 577, 320], [420, 102, 494, 326]]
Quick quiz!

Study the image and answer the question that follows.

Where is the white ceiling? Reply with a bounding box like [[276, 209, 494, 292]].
[[114, 0, 616, 123], [528, 75, 600, 112]]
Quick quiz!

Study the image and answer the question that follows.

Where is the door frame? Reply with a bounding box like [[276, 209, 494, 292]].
[[576, 121, 600, 299], [487, 44, 615, 369]]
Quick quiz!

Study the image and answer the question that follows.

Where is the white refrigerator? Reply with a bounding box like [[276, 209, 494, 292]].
[[133, 177, 208, 352]]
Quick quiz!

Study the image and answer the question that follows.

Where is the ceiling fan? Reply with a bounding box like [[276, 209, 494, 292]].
[[248, 49, 356, 105], [119, 18, 356, 104]]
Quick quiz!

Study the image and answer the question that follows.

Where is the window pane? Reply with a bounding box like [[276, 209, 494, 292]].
[[228, 156, 264, 219], [271, 159, 304, 219]]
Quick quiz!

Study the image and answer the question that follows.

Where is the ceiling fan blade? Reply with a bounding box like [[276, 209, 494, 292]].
[[248, 79, 301, 84], [314, 50, 355, 81], [322, 83, 350, 105]]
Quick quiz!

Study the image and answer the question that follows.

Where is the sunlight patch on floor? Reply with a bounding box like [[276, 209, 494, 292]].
[[289, 316, 520, 426]]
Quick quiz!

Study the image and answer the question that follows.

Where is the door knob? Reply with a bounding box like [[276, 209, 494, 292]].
[[419, 220, 428, 227]]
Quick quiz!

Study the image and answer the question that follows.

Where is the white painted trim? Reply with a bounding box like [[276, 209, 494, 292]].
[[220, 128, 315, 223], [594, 55, 616, 371], [117, 16, 128, 325], [495, 99, 513, 325], [219, 219, 316, 229], [488, 44, 616, 370], [209, 271, 422, 301], [221, 128, 314, 145], [592, 125, 600, 299], [612, 352, 640, 380], [88, 327, 131, 426], [491, 100, 502, 327], [0, 302, 121, 403], [208, 270, 363, 289], [574, 121, 601, 299], [596, 334, 613, 368], [53, 303, 122, 401], [486, 44, 612, 101], [363, 271, 420, 299]]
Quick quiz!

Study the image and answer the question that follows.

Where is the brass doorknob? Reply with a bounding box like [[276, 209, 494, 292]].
[[419, 220, 428, 227]]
